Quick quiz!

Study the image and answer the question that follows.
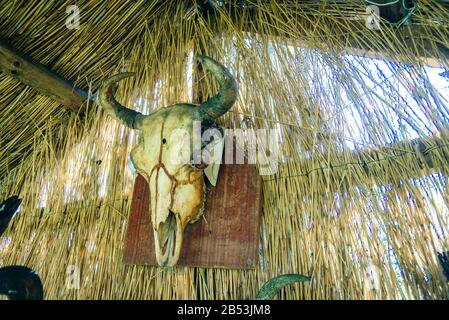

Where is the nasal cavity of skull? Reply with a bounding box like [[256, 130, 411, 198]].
[[158, 210, 177, 258]]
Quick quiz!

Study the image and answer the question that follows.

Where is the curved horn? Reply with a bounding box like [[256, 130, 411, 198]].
[[196, 55, 237, 120], [255, 274, 311, 300], [97, 72, 144, 129]]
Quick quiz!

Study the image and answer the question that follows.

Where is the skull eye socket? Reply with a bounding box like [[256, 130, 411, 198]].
[[193, 163, 208, 170], [162, 138, 167, 144], [190, 147, 210, 170]]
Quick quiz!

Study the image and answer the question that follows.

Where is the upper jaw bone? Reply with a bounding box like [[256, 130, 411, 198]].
[[154, 211, 184, 267]]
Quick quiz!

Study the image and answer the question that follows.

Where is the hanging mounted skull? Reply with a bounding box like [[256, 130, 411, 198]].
[[97, 55, 237, 266]]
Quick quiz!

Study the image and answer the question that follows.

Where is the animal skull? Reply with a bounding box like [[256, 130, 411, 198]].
[[97, 55, 237, 266]]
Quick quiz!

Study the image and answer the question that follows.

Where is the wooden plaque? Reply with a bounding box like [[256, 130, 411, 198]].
[[123, 157, 262, 269]]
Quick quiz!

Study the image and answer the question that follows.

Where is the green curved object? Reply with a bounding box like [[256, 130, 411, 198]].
[[255, 274, 311, 300]]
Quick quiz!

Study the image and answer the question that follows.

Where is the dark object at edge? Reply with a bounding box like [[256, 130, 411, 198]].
[[437, 251, 449, 282], [0, 196, 21, 236], [0, 196, 44, 300], [0, 266, 44, 300]]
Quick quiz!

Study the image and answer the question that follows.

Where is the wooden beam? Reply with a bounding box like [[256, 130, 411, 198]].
[[354, 130, 449, 175], [0, 39, 91, 113], [213, 5, 449, 68], [293, 129, 449, 188], [343, 25, 449, 68]]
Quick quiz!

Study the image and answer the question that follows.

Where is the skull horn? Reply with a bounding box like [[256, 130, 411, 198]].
[[196, 55, 237, 120], [97, 72, 144, 129]]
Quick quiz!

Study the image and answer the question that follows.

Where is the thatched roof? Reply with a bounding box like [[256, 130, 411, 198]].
[[0, 0, 449, 299]]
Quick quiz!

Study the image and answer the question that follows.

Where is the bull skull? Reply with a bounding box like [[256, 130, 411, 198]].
[[97, 55, 237, 266]]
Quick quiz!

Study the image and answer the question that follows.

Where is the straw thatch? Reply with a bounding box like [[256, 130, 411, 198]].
[[0, 0, 449, 299]]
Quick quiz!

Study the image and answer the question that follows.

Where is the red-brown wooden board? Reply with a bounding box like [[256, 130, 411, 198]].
[[123, 154, 262, 269]]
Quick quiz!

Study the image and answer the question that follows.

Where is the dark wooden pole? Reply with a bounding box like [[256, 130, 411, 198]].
[[0, 39, 91, 113]]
